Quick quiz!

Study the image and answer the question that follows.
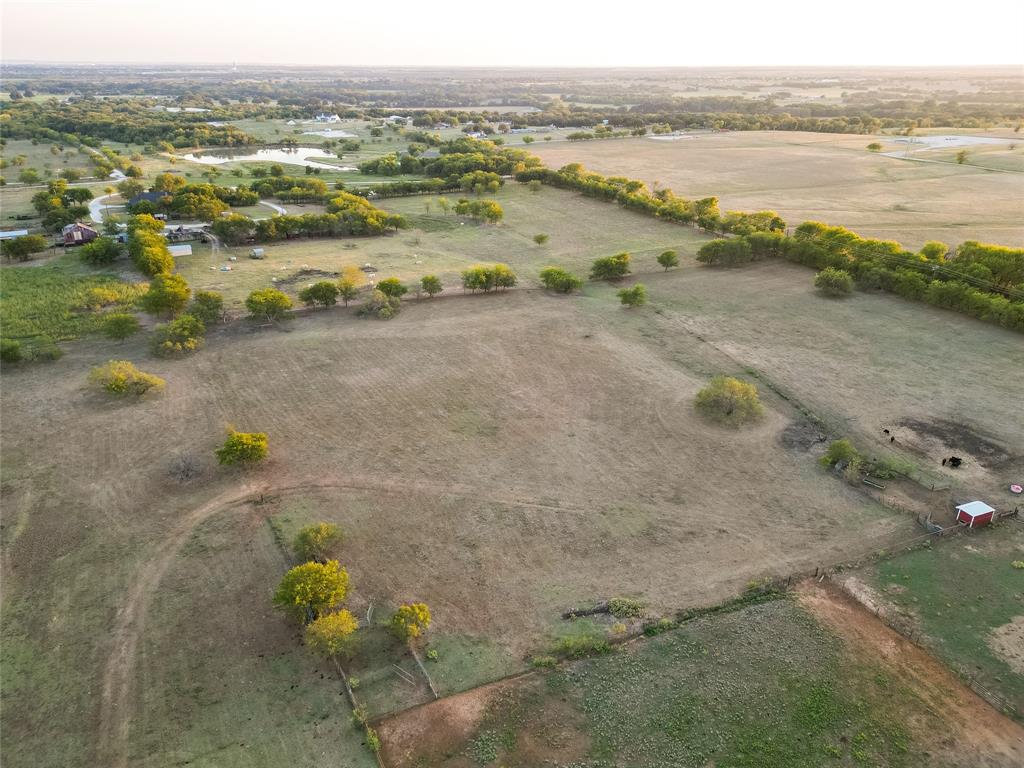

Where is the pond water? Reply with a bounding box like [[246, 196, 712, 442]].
[[889, 135, 1015, 150], [177, 146, 356, 171], [302, 128, 357, 138]]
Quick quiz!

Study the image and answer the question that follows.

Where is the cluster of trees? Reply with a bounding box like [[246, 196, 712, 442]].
[[452, 198, 503, 223], [88, 360, 165, 397], [128, 214, 174, 276], [539, 266, 583, 293], [696, 223, 1024, 332], [127, 174, 258, 219], [0, 98, 255, 147], [461, 263, 517, 292], [515, 164, 784, 235], [250, 174, 328, 202], [30, 179, 93, 231], [1, 233, 48, 262]]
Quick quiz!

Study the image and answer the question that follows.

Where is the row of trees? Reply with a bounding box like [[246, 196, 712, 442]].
[[695, 224, 1024, 332], [515, 164, 784, 235]]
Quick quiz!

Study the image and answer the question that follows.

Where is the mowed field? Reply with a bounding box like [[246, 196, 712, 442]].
[[176, 184, 710, 306], [4, 247, 1024, 766], [530, 131, 1024, 249]]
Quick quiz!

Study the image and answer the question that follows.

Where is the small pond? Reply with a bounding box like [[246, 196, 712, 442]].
[[177, 146, 355, 171]]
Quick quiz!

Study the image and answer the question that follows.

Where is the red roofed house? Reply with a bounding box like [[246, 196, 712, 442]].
[[62, 222, 99, 246], [955, 501, 996, 528]]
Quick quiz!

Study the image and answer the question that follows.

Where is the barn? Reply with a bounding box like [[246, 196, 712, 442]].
[[61, 222, 98, 246], [955, 501, 996, 528]]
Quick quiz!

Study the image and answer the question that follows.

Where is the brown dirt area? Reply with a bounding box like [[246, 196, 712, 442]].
[[988, 616, 1024, 677], [798, 580, 1024, 767]]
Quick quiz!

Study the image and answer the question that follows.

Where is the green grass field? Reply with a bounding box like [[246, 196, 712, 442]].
[[174, 183, 710, 306], [0, 254, 147, 341], [863, 525, 1024, 712], [382, 598, 934, 767]]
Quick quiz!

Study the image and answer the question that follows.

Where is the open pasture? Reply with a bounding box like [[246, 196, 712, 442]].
[[1, 280, 928, 767], [175, 184, 710, 305], [530, 131, 1024, 248]]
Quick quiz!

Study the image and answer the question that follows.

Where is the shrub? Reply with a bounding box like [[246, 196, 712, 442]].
[[245, 288, 292, 321], [79, 236, 121, 266], [375, 277, 407, 298], [590, 252, 631, 280], [88, 360, 165, 397], [820, 439, 859, 468], [142, 273, 191, 316], [1, 234, 48, 262], [82, 286, 122, 311], [461, 263, 517, 292], [420, 274, 443, 297], [29, 337, 63, 362], [531, 655, 558, 668], [533, 233, 549, 245], [695, 375, 764, 425], [814, 267, 854, 297], [150, 313, 205, 357], [867, 142, 883, 151], [298, 281, 340, 308], [102, 313, 141, 342], [608, 597, 647, 618], [390, 603, 431, 641], [358, 289, 400, 319], [1, 339, 23, 363], [552, 633, 611, 658], [188, 291, 224, 324], [539, 266, 583, 293], [294, 522, 343, 562], [425, 648, 439, 661], [657, 250, 680, 271], [618, 283, 647, 307], [643, 618, 678, 636], [216, 430, 268, 465], [366, 728, 381, 754]]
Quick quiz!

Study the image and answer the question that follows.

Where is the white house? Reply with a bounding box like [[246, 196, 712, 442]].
[[314, 113, 341, 123]]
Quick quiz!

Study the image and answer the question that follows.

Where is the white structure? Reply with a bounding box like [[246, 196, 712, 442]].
[[0, 229, 29, 240], [955, 501, 996, 528], [314, 113, 341, 123], [168, 244, 193, 257]]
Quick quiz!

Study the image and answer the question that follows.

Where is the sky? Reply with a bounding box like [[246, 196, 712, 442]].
[[2, 0, 1024, 67]]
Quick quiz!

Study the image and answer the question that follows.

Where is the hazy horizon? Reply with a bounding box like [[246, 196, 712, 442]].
[[3, 0, 1023, 68]]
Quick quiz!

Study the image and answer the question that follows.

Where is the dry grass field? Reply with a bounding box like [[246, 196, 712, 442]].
[[4, 247, 1023, 765], [531, 131, 1024, 249]]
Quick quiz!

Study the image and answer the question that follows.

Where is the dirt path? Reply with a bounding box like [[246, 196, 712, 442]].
[[798, 580, 1024, 767], [96, 482, 261, 768]]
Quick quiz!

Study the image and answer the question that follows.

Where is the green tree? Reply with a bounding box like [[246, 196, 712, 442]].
[[695, 376, 764, 425], [814, 267, 854, 297], [437, 197, 450, 215], [533, 233, 549, 245], [820, 438, 860, 468], [79, 236, 121, 266], [216, 430, 268, 465], [152, 172, 186, 193], [117, 179, 145, 199], [358, 289, 400, 319], [1, 234, 48, 262], [866, 142, 883, 151], [188, 290, 224, 325], [294, 522, 343, 562], [696, 238, 753, 267], [142, 273, 191, 315], [590, 252, 631, 280], [18, 168, 41, 184], [390, 603, 431, 641], [211, 213, 255, 245], [1, 339, 23, 363], [337, 278, 359, 306], [538, 266, 582, 293], [919, 241, 949, 262], [298, 281, 340, 308], [617, 283, 647, 307], [657, 250, 679, 271], [376, 277, 408, 298], [245, 288, 292, 321], [102, 313, 141, 342], [305, 610, 359, 658], [273, 560, 349, 623], [956, 149, 968, 164], [88, 360, 164, 397], [421, 274, 443, 297]]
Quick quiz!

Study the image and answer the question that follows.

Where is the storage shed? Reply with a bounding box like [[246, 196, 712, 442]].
[[955, 501, 996, 528]]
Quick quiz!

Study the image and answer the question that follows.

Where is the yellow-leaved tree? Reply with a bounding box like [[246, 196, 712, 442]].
[[390, 603, 431, 642], [305, 609, 359, 659]]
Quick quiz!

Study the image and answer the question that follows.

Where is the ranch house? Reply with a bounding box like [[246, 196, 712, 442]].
[[955, 501, 996, 528], [61, 222, 98, 246]]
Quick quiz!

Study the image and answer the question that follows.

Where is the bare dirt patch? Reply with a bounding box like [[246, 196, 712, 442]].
[[898, 417, 1014, 469], [799, 580, 1024, 767], [988, 616, 1024, 677]]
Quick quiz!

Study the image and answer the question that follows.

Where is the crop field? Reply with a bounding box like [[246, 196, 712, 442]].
[[530, 131, 1024, 249], [3, 274, 949, 768], [852, 524, 1024, 713], [379, 592, 1024, 767], [174, 184, 711, 305]]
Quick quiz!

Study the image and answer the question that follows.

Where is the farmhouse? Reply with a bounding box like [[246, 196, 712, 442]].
[[0, 229, 30, 241], [955, 500, 996, 528], [314, 113, 341, 123], [61, 222, 98, 246]]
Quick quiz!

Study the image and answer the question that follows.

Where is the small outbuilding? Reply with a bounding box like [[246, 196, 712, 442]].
[[61, 222, 98, 246], [249, 247, 265, 259], [168, 244, 192, 257], [955, 501, 996, 528]]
